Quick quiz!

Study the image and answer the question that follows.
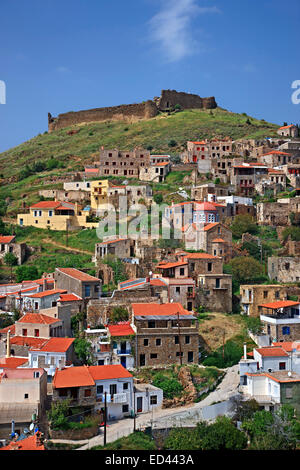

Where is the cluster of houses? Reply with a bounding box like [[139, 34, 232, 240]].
[[1, 122, 300, 448]]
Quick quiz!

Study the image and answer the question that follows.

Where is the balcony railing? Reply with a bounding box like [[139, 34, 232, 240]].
[[97, 392, 128, 404], [117, 349, 132, 355]]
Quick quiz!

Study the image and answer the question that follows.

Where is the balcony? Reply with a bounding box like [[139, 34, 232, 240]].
[[97, 392, 129, 404], [116, 349, 132, 355]]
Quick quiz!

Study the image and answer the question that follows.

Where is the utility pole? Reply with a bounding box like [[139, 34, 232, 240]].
[[104, 391, 107, 446], [133, 385, 136, 432], [177, 311, 183, 366], [222, 330, 225, 361]]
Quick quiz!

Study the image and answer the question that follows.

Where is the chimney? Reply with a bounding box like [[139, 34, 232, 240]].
[[243, 343, 247, 360], [6, 329, 11, 359]]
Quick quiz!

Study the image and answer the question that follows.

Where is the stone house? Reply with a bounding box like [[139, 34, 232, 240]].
[[99, 148, 151, 178], [94, 238, 132, 261], [0, 235, 27, 265], [240, 284, 289, 317], [191, 183, 232, 202], [17, 200, 99, 230], [259, 300, 300, 342], [182, 222, 232, 262], [268, 257, 300, 283], [277, 124, 299, 138], [54, 267, 102, 300], [211, 156, 243, 183], [140, 159, 171, 183], [131, 302, 199, 367], [258, 150, 293, 167], [256, 201, 292, 226], [230, 163, 269, 196], [18, 289, 67, 312]]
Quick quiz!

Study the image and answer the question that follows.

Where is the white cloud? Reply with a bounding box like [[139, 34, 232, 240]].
[[148, 0, 220, 63], [56, 66, 71, 74]]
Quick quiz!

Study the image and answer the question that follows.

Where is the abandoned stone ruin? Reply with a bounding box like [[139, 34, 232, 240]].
[[47, 89, 217, 132]]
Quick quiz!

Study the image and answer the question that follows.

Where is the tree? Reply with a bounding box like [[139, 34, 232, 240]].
[[164, 428, 200, 450], [168, 139, 177, 148], [110, 306, 129, 323], [226, 256, 264, 284], [198, 416, 247, 450], [153, 193, 163, 204], [4, 252, 18, 281], [47, 400, 71, 430], [74, 337, 94, 365], [230, 214, 258, 239], [15, 265, 39, 282]]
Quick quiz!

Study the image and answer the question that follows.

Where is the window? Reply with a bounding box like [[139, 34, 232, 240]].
[[22, 329, 27, 336], [150, 395, 157, 405], [59, 389, 68, 397], [148, 321, 155, 328], [34, 371, 40, 378], [275, 291, 280, 299], [144, 339, 149, 346], [175, 286, 180, 294], [176, 352, 183, 357], [84, 285, 91, 297], [179, 268, 185, 276], [279, 362, 286, 370], [207, 262, 212, 272], [150, 353, 157, 359], [175, 336, 179, 344], [122, 404, 129, 413], [84, 389, 92, 397], [282, 326, 290, 335], [156, 338, 161, 346], [263, 291, 268, 299], [96, 385, 103, 395], [185, 336, 190, 344], [123, 382, 129, 390], [34, 329, 39, 337], [48, 210, 53, 217], [24, 393, 29, 399]]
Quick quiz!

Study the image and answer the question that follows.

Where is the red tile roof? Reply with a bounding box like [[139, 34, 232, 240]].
[[278, 125, 295, 129], [259, 300, 300, 309], [203, 222, 219, 231], [0, 357, 28, 368], [107, 322, 135, 337], [262, 150, 290, 156], [26, 289, 67, 298], [10, 336, 49, 348], [56, 267, 100, 282], [256, 347, 289, 357], [99, 238, 128, 245], [31, 337, 75, 353], [183, 252, 219, 259], [272, 341, 300, 353], [58, 293, 82, 302], [0, 235, 15, 244], [30, 201, 61, 209], [17, 313, 61, 325], [132, 302, 190, 317], [89, 365, 132, 381], [150, 278, 167, 286], [0, 432, 45, 451], [156, 261, 187, 269], [212, 238, 225, 243], [53, 365, 95, 388], [194, 202, 217, 211], [53, 364, 132, 388], [0, 324, 15, 335]]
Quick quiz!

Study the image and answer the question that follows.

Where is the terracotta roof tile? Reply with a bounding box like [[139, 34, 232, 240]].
[[56, 267, 100, 282]]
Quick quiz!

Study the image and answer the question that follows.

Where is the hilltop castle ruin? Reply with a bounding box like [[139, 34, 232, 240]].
[[48, 90, 217, 132]]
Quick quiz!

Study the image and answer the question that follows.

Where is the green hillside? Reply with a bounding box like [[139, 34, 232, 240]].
[[0, 106, 279, 282]]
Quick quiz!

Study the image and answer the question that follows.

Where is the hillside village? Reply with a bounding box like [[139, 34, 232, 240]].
[[1, 93, 300, 451]]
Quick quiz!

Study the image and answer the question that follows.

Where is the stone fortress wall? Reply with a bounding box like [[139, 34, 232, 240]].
[[48, 89, 217, 132]]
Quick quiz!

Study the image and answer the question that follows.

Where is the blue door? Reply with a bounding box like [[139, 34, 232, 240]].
[[121, 356, 127, 368]]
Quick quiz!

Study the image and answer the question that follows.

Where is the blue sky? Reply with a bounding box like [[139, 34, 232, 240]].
[[0, 0, 299, 152]]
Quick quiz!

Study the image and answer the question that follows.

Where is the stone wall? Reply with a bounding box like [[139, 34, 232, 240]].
[[48, 90, 217, 132]]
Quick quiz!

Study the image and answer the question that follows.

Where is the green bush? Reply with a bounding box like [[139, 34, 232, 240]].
[[152, 373, 183, 399]]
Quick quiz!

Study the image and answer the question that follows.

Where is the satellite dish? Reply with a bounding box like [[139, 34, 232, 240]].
[[29, 423, 34, 431]]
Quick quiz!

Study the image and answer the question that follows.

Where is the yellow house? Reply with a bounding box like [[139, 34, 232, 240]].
[[90, 180, 110, 212], [17, 200, 99, 230]]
